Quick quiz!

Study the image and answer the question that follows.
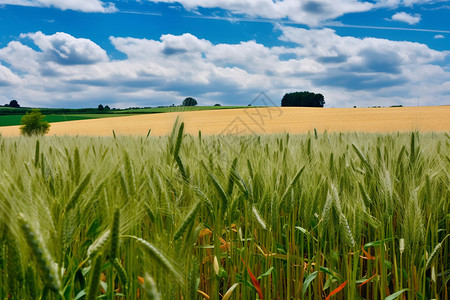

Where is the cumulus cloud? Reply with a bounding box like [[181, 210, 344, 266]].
[[434, 34, 445, 39], [20, 32, 109, 65], [0, 0, 116, 12], [0, 41, 40, 73], [0, 63, 21, 86], [0, 30, 449, 108], [277, 26, 444, 64], [388, 12, 421, 24]]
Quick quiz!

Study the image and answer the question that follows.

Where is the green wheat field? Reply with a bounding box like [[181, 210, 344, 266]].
[[0, 123, 449, 299]]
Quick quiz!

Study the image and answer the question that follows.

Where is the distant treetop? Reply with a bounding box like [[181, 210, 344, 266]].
[[7, 100, 20, 108], [182, 97, 198, 106]]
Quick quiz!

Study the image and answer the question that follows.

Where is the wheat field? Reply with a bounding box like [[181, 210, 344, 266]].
[[0, 119, 449, 299], [1, 106, 449, 137]]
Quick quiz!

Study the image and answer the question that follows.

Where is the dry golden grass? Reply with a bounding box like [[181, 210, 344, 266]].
[[1, 106, 449, 137]]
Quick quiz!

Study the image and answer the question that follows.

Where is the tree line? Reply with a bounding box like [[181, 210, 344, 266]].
[[182, 91, 325, 107]]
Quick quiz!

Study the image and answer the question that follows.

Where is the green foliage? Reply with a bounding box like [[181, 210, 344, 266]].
[[19, 109, 50, 136], [281, 91, 325, 107], [182, 97, 198, 106]]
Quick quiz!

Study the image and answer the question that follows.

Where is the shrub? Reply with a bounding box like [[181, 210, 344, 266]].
[[20, 109, 50, 136]]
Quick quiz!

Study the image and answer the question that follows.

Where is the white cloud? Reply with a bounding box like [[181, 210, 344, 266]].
[[20, 31, 109, 65], [0, 41, 40, 73], [434, 34, 445, 39], [0, 0, 116, 12], [388, 12, 421, 24], [0, 63, 21, 86], [0, 30, 449, 108], [147, 0, 375, 26], [277, 25, 445, 65]]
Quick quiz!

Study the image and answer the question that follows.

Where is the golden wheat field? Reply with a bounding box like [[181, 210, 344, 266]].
[[0, 106, 449, 137]]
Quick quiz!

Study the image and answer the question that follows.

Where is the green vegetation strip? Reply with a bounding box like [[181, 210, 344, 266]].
[[114, 106, 251, 114], [0, 114, 131, 127], [0, 128, 448, 300]]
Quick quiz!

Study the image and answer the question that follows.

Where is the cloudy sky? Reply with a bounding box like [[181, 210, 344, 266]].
[[0, 1, 449, 108]]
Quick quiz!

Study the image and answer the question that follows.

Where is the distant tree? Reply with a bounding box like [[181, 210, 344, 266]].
[[182, 97, 198, 107], [98, 104, 104, 111], [7, 100, 20, 108], [20, 109, 50, 136], [281, 91, 325, 107], [214, 103, 221, 106], [104, 105, 111, 111]]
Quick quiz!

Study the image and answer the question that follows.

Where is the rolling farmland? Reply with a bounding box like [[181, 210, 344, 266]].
[[0, 107, 449, 299]]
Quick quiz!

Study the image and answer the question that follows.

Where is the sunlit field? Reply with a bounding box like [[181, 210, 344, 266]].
[[1, 106, 449, 137], [0, 119, 448, 299]]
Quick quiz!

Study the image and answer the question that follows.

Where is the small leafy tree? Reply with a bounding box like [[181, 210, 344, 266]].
[[98, 104, 104, 111], [20, 109, 50, 136], [182, 97, 198, 107]]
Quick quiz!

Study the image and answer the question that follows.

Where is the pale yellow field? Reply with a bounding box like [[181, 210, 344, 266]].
[[1, 106, 449, 137]]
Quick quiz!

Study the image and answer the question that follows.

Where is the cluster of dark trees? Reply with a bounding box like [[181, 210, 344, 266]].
[[281, 91, 325, 107], [98, 104, 111, 111], [2, 100, 20, 108]]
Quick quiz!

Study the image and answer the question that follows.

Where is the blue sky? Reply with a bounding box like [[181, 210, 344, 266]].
[[0, 0, 449, 108]]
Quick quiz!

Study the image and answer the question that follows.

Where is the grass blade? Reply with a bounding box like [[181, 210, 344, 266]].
[[302, 271, 318, 296], [385, 288, 410, 300]]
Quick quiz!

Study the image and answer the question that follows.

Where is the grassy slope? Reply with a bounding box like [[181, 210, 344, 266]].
[[0, 114, 131, 127], [113, 106, 250, 114]]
